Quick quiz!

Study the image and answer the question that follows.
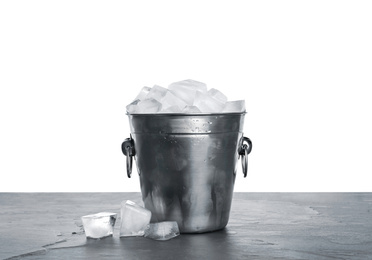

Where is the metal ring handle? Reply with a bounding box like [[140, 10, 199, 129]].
[[125, 146, 133, 178], [242, 137, 252, 155], [238, 137, 252, 178], [241, 144, 249, 177], [122, 136, 135, 178]]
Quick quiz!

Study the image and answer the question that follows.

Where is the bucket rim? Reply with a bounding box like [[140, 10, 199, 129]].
[[126, 111, 247, 117]]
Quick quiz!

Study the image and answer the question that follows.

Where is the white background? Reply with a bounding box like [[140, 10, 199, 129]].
[[1, 0, 371, 192]]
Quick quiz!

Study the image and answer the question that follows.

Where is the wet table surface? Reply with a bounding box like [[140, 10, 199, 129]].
[[1, 193, 372, 260]]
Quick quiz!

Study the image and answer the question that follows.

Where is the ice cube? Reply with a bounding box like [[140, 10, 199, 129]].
[[169, 79, 207, 93], [145, 85, 168, 102], [207, 88, 227, 104], [222, 100, 246, 112], [135, 98, 162, 113], [160, 91, 187, 111], [182, 105, 202, 113], [168, 79, 207, 105], [81, 212, 117, 239], [160, 105, 183, 113], [135, 86, 151, 101], [126, 99, 140, 114], [120, 200, 152, 237], [193, 91, 225, 113], [144, 221, 180, 241]]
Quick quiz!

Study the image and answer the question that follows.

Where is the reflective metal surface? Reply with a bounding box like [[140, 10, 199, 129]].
[[125, 113, 251, 233]]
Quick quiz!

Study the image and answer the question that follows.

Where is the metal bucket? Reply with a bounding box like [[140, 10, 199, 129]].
[[122, 113, 252, 233]]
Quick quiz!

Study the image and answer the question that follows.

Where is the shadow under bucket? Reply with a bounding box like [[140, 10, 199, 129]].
[[122, 113, 252, 233]]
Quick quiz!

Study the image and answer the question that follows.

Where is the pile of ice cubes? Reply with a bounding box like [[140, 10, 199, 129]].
[[126, 79, 245, 114], [81, 200, 179, 241]]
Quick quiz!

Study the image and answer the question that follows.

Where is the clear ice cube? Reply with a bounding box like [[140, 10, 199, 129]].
[[182, 105, 202, 113], [126, 99, 140, 114], [144, 221, 180, 241], [146, 85, 168, 102], [168, 79, 207, 105], [135, 98, 162, 113], [160, 91, 187, 111], [169, 79, 207, 92], [81, 212, 117, 239], [222, 100, 246, 112], [120, 200, 152, 237], [160, 105, 183, 113], [208, 88, 228, 104], [193, 91, 225, 113], [135, 86, 151, 101]]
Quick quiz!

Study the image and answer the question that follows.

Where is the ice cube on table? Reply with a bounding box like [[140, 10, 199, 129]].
[[133, 98, 162, 113], [120, 200, 152, 237], [135, 86, 151, 101], [193, 91, 225, 113], [208, 88, 228, 104], [168, 79, 207, 105], [144, 221, 180, 241], [182, 105, 202, 113], [222, 100, 246, 113], [81, 212, 117, 239]]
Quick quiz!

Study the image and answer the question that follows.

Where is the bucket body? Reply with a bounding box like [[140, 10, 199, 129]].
[[127, 113, 246, 233]]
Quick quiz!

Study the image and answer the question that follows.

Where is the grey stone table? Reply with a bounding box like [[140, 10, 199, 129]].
[[1, 193, 371, 260]]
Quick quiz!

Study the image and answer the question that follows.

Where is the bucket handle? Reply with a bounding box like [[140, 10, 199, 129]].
[[238, 137, 252, 178], [121, 135, 135, 178]]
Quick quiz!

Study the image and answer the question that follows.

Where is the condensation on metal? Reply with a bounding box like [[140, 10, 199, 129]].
[[126, 112, 249, 233]]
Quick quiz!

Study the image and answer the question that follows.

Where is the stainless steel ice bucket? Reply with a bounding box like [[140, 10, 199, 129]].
[[122, 113, 252, 233]]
